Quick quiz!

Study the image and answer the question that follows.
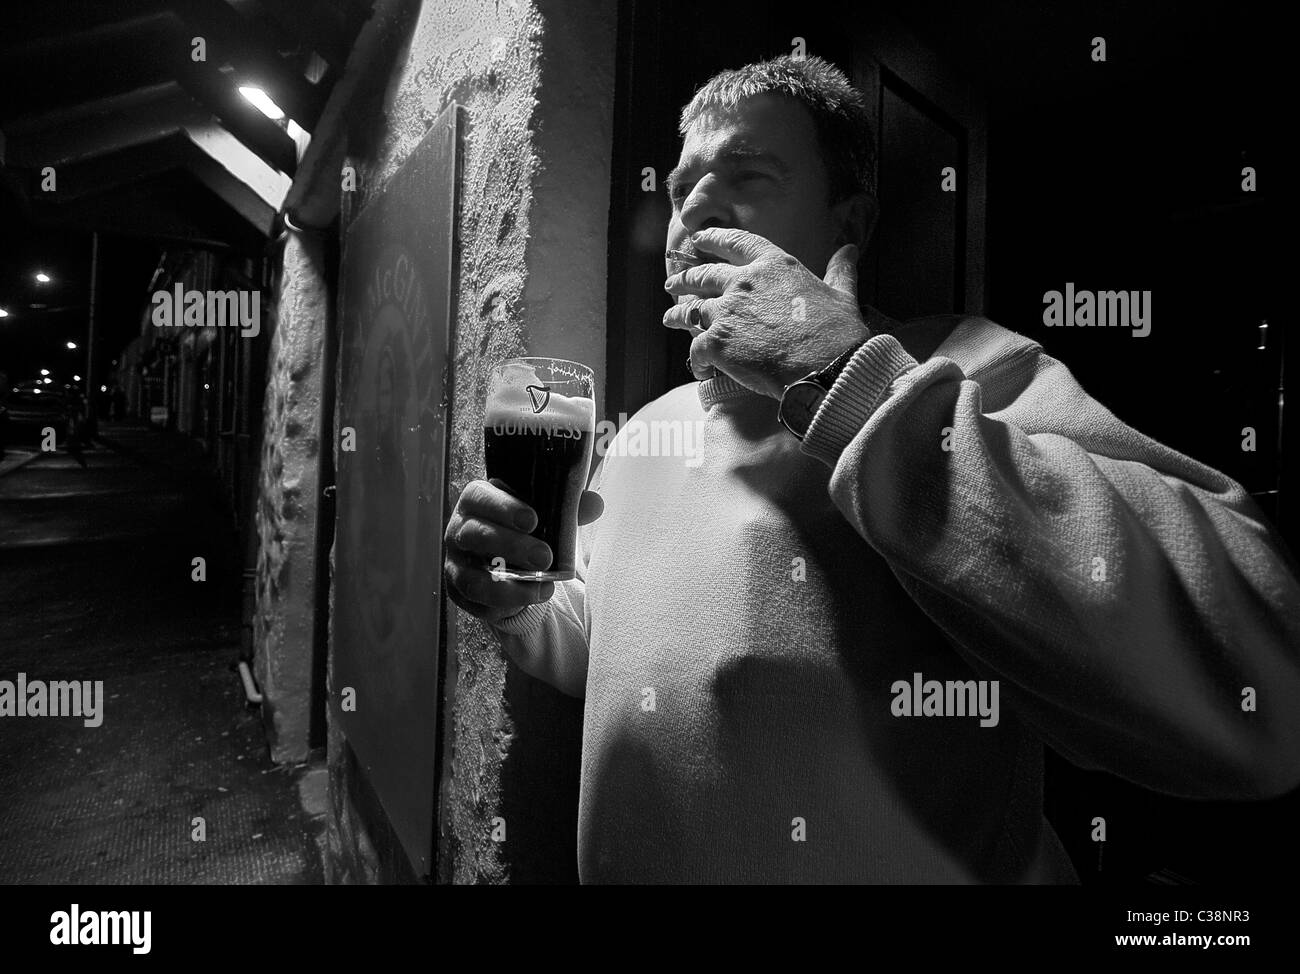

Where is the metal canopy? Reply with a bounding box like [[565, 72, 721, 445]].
[[0, 0, 374, 245]]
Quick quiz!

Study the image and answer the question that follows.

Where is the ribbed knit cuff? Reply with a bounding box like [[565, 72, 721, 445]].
[[489, 600, 552, 637], [801, 333, 918, 468]]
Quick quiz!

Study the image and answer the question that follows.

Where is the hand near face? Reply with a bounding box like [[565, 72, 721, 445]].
[[663, 228, 872, 398]]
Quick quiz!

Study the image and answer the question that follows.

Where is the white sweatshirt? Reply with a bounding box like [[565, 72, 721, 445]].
[[492, 313, 1300, 883]]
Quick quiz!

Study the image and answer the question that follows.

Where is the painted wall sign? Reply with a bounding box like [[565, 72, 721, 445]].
[[333, 103, 461, 878]]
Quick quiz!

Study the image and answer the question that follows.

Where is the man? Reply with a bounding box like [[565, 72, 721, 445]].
[[444, 55, 1300, 883]]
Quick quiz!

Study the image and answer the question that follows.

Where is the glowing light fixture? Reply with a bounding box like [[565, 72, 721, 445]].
[[35, 272, 51, 283], [66, 341, 77, 350], [239, 86, 285, 120]]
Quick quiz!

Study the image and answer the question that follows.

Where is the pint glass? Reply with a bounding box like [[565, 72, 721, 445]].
[[483, 357, 596, 582]]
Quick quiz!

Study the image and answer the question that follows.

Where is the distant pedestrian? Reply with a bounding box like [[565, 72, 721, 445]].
[[64, 393, 88, 468]]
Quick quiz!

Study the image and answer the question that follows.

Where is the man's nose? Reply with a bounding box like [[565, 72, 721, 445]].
[[679, 177, 732, 234]]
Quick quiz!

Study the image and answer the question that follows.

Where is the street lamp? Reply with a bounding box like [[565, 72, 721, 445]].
[[0, 307, 9, 317], [66, 341, 77, 350], [35, 272, 51, 284], [39, 369, 50, 376]]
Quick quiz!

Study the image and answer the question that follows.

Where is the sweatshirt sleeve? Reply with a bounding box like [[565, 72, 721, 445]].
[[486, 458, 602, 699], [800, 317, 1300, 800]]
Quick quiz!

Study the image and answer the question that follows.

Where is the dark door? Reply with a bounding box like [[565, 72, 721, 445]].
[[850, 11, 987, 321]]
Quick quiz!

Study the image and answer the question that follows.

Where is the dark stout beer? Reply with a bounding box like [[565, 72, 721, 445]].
[[483, 425, 593, 579], [483, 358, 595, 582]]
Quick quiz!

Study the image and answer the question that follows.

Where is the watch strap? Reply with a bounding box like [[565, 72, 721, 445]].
[[777, 339, 871, 440], [811, 338, 869, 390]]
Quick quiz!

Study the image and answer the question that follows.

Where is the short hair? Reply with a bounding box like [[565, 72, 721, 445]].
[[678, 54, 876, 203]]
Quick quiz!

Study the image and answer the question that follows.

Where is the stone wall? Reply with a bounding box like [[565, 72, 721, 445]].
[[253, 231, 330, 764], [319, 0, 616, 883]]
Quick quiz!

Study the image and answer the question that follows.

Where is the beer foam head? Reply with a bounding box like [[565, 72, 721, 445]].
[[486, 362, 593, 431]]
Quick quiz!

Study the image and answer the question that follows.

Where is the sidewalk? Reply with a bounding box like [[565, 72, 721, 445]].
[[0, 422, 325, 884], [0, 447, 40, 478]]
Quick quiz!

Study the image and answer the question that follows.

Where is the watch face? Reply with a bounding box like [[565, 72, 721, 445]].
[[780, 381, 826, 438]]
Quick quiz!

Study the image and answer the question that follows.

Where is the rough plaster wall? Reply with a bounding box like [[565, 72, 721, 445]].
[[253, 232, 327, 765], [326, 0, 615, 883], [324, 712, 380, 883], [323, 0, 541, 885]]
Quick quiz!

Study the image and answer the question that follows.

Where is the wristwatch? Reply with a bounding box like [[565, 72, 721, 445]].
[[777, 339, 869, 440]]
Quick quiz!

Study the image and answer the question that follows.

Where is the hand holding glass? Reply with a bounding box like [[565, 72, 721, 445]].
[[482, 357, 595, 582]]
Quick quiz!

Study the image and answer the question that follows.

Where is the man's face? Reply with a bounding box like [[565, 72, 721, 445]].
[[665, 93, 850, 281]]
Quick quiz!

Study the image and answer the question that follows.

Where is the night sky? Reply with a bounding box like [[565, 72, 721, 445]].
[[0, 191, 162, 394]]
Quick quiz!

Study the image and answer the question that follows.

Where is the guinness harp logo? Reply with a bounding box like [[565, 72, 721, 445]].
[[526, 384, 551, 413]]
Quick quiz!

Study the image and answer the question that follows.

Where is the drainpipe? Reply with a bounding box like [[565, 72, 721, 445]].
[[239, 568, 262, 704], [238, 659, 263, 705]]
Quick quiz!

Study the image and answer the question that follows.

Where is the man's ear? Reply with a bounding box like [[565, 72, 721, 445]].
[[831, 191, 879, 251]]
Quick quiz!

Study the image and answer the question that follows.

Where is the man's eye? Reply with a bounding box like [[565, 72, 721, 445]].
[[736, 170, 767, 182]]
